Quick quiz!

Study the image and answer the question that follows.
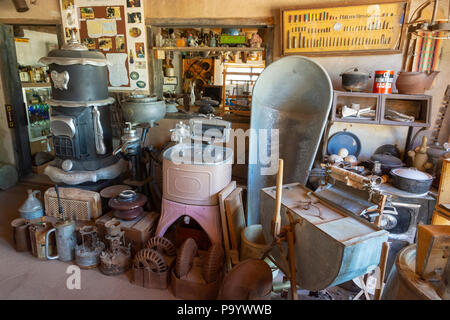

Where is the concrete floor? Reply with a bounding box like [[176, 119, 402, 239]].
[[0, 183, 176, 300]]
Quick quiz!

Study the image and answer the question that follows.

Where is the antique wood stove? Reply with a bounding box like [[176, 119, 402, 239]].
[[39, 35, 122, 187]]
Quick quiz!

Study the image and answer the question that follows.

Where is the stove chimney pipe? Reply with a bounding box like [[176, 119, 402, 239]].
[[11, 0, 29, 12]]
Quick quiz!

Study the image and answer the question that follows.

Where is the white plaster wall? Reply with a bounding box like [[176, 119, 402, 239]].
[[15, 29, 58, 66]]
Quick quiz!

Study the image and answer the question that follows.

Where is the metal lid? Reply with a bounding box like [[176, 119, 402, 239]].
[[371, 153, 403, 166], [341, 68, 369, 77], [126, 94, 159, 103], [391, 167, 433, 180], [39, 34, 109, 67]]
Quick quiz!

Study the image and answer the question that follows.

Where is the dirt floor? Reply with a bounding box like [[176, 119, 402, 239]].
[[0, 181, 360, 300]]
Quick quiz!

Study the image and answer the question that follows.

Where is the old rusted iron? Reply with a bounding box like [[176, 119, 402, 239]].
[[75, 226, 105, 269], [99, 220, 131, 275], [133, 236, 177, 290]]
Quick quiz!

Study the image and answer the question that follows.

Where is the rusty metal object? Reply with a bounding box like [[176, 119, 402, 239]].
[[11, 218, 30, 252], [75, 226, 105, 269], [99, 220, 131, 275], [203, 244, 225, 284], [146, 236, 176, 256], [109, 190, 147, 221], [29, 220, 56, 259], [175, 238, 198, 278], [133, 237, 175, 289], [218, 259, 273, 300]]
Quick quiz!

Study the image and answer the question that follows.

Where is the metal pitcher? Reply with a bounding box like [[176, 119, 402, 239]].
[[45, 220, 76, 262]]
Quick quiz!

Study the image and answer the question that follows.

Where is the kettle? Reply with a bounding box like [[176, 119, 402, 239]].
[[19, 189, 44, 220]]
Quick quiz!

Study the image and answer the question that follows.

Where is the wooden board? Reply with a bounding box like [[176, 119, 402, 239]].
[[281, 0, 409, 56], [224, 187, 246, 252], [416, 225, 450, 281], [218, 181, 237, 271]]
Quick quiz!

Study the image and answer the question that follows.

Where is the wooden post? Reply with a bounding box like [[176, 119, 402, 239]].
[[374, 241, 390, 300], [271, 159, 284, 237], [374, 194, 388, 228]]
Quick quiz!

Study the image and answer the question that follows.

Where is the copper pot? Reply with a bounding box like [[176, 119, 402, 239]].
[[396, 71, 439, 94]]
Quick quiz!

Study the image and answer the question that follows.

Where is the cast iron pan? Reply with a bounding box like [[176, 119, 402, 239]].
[[175, 238, 198, 278]]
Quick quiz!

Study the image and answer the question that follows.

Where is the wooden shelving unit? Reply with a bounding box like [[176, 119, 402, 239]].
[[152, 46, 264, 52], [331, 90, 432, 128]]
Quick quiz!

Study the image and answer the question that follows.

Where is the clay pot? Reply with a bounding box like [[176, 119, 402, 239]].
[[396, 71, 439, 95]]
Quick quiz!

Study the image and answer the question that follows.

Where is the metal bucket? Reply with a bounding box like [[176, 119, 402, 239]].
[[240, 225, 269, 261]]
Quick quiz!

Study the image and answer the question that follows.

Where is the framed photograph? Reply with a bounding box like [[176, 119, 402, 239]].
[[127, 0, 141, 8], [106, 7, 121, 19], [80, 7, 95, 20], [127, 12, 142, 24], [98, 37, 113, 51], [135, 42, 145, 58], [281, 0, 410, 56]]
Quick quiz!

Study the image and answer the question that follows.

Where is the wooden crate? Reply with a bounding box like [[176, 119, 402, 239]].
[[96, 211, 159, 255], [32, 161, 52, 175]]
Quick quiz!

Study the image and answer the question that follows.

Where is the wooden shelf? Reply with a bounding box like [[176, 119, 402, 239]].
[[331, 90, 432, 128], [153, 46, 264, 52], [21, 82, 51, 88]]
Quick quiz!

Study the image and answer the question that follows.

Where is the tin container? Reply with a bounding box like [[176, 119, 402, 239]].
[[45, 220, 77, 262], [29, 220, 56, 259], [11, 218, 30, 252], [373, 70, 395, 94]]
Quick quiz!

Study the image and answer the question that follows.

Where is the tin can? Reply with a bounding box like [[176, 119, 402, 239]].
[[373, 70, 395, 94]]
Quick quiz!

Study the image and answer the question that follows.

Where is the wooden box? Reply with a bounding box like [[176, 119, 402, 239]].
[[96, 212, 159, 255], [170, 268, 222, 300], [416, 225, 450, 281], [133, 257, 175, 290], [32, 161, 52, 175]]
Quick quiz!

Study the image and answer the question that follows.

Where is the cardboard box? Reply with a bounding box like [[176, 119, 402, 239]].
[[96, 211, 159, 255]]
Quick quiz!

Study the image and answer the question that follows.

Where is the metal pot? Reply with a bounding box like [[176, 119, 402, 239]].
[[121, 94, 166, 126], [390, 167, 433, 194], [340, 68, 371, 92], [39, 35, 110, 103]]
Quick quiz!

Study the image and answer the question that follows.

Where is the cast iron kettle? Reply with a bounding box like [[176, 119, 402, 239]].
[[340, 68, 371, 92]]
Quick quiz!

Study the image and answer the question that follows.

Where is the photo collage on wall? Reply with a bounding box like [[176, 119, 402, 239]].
[[60, 0, 148, 91]]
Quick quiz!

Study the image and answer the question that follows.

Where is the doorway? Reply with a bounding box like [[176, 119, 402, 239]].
[[0, 23, 62, 180]]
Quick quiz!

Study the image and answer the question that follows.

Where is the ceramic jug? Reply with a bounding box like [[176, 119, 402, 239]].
[[396, 71, 439, 94], [19, 189, 44, 220]]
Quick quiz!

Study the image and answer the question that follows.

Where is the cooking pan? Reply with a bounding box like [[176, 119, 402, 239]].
[[390, 167, 433, 194]]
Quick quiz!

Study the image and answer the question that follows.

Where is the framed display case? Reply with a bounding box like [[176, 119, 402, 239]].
[[281, 0, 410, 56]]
